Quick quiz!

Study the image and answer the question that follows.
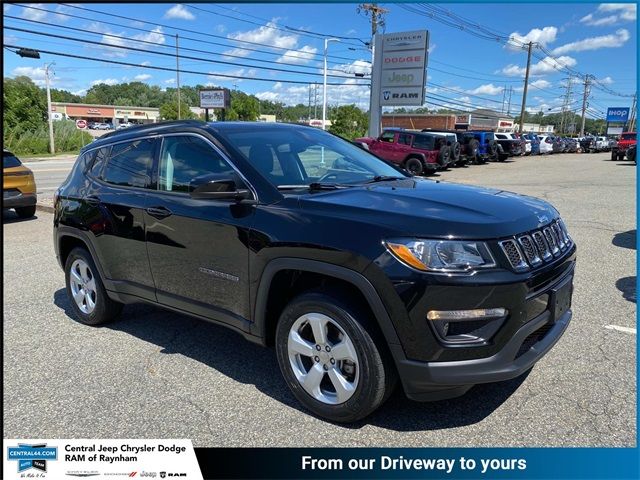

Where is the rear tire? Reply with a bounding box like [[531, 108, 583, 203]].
[[15, 206, 36, 218], [404, 157, 424, 176], [275, 291, 397, 423], [64, 247, 123, 326]]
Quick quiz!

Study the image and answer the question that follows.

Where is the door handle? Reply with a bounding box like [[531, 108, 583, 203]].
[[85, 195, 101, 206], [145, 206, 173, 219]]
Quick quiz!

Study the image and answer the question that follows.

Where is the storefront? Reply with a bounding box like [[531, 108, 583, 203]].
[[51, 103, 160, 126]]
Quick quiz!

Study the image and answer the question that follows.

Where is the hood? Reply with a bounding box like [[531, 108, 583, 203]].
[[299, 178, 559, 239]]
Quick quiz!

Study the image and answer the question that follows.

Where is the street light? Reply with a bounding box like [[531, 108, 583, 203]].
[[322, 37, 340, 131]]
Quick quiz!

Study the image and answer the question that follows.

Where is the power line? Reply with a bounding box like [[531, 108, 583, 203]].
[[5, 26, 370, 82], [4, 15, 360, 76], [4, 43, 369, 86], [13, 3, 361, 64]]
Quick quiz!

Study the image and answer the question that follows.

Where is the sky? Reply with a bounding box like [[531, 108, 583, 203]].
[[2, 2, 637, 119]]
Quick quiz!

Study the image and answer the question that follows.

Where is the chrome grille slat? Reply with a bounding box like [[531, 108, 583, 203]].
[[500, 220, 573, 272]]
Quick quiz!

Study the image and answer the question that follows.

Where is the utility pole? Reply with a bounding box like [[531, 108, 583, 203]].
[[580, 74, 592, 137], [313, 83, 319, 119], [359, 3, 388, 138], [44, 62, 55, 154], [559, 76, 573, 134], [628, 93, 637, 131], [323, 38, 340, 130], [501, 86, 507, 114], [308, 84, 312, 122], [175, 34, 181, 120], [507, 86, 513, 116], [518, 41, 535, 134]]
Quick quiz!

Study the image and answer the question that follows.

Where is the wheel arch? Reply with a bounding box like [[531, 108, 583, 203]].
[[253, 258, 402, 350]]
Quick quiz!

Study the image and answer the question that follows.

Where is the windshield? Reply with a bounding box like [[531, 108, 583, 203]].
[[223, 127, 407, 187], [3, 151, 22, 168]]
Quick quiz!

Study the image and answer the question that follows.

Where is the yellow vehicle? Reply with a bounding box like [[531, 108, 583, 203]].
[[3, 150, 37, 218]]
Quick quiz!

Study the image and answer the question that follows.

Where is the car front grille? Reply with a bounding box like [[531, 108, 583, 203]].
[[499, 220, 573, 272]]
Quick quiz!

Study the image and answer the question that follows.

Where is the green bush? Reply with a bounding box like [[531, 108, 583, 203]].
[[4, 121, 93, 155]]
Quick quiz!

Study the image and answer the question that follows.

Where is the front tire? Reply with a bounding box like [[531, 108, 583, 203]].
[[15, 205, 36, 218], [404, 157, 423, 176], [64, 247, 123, 325], [275, 291, 396, 423]]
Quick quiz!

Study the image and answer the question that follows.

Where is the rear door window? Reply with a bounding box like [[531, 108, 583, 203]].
[[412, 135, 435, 150], [398, 133, 413, 145], [102, 138, 155, 188]]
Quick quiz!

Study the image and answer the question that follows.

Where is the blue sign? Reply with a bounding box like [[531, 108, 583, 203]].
[[606, 107, 630, 123], [7, 444, 58, 472]]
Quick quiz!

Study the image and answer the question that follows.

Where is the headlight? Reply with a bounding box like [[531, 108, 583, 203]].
[[385, 239, 496, 273]]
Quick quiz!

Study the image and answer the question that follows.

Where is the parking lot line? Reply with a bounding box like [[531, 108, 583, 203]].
[[604, 325, 637, 335]]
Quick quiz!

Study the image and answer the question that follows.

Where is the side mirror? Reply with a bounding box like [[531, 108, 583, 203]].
[[190, 174, 255, 203]]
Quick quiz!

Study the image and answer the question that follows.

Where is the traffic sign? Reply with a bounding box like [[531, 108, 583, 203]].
[[76, 119, 87, 129]]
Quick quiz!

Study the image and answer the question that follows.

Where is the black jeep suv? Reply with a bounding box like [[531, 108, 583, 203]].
[[54, 121, 576, 422]]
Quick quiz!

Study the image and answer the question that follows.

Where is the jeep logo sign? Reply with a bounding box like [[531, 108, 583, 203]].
[[375, 30, 429, 107], [606, 107, 630, 123]]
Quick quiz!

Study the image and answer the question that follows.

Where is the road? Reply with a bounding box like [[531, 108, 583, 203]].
[[4, 152, 636, 447], [24, 156, 77, 204]]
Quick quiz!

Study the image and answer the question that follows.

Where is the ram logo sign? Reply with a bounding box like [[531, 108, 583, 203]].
[[377, 30, 429, 106], [606, 107, 630, 123]]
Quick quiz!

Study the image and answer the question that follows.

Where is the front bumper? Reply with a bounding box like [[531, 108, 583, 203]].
[[3, 190, 37, 208]]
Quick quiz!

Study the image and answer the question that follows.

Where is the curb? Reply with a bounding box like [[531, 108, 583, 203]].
[[36, 204, 55, 214]]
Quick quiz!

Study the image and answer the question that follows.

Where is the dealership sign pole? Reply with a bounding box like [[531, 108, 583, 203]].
[[368, 30, 429, 138]]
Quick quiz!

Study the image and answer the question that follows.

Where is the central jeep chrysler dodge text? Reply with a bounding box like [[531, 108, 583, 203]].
[[54, 121, 576, 422]]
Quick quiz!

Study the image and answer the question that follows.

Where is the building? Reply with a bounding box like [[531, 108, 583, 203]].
[[258, 114, 277, 122], [381, 109, 516, 132], [51, 102, 161, 126]]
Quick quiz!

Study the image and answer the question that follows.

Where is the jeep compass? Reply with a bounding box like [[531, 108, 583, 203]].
[[54, 121, 576, 422]]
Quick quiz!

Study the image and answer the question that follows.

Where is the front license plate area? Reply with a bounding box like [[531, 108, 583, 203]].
[[551, 276, 573, 322]]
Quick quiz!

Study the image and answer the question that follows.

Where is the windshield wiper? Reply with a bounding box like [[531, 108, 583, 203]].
[[276, 183, 352, 192], [364, 175, 407, 184]]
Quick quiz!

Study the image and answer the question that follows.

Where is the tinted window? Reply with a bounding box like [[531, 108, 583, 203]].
[[3, 151, 22, 168], [398, 133, 413, 145], [102, 138, 154, 188], [87, 147, 110, 179], [621, 133, 636, 141], [158, 135, 234, 193], [412, 134, 435, 150]]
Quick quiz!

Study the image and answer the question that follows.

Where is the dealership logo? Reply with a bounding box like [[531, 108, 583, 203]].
[[386, 72, 416, 84], [7, 444, 58, 473], [66, 471, 100, 477], [383, 90, 391, 100], [382, 91, 419, 100]]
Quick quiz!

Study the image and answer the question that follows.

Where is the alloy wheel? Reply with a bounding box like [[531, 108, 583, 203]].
[[69, 259, 97, 314], [287, 312, 359, 405]]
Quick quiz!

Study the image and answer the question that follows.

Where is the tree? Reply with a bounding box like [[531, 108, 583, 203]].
[[159, 101, 197, 120], [328, 104, 368, 140], [228, 91, 260, 121], [3, 76, 47, 132]]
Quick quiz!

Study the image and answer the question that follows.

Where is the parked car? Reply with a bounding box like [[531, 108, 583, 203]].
[[466, 130, 501, 162], [610, 131, 637, 161], [626, 144, 636, 163], [420, 130, 464, 166], [422, 129, 482, 165], [523, 133, 540, 155], [53, 120, 576, 422], [595, 136, 610, 152], [93, 123, 111, 130], [354, 128, 451, 175], [494, 132, 524, 160], [3, 149, 37, 218], [565, 138, 579, 153], [117, 122, 133, 130], [537, 134, 554, 154], [578, 136, 597, 153]]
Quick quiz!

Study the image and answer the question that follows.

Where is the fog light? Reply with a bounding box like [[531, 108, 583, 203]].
[[427, 308, 508, 345], [427, 308, 507, 321]]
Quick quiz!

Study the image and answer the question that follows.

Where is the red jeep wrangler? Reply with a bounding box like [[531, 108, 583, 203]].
[[611, 132, 636, 161], [354, 129, 452, 175]]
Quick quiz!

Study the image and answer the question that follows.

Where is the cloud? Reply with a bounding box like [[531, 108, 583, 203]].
[[581, 3, 637, 26], [90, 78, 120, 86], [501, 55, 577, 76], [20, 4, 47, 21], [71, 89, 87, 97], [515, 79, 552, 92], [330, 59, 372, 76], [12, 66, 48, 86], [507, 26, 558, 49], [96, 26, 165, 58], [134, 26, 166, 45], [551, 29, 629, 54], [163, 4, 195, 21], [466, 83, 503, 95], [597, 76, 614, 84], [140, 61, 151, 66], [225, 21, 298, 58], [55, 5, 71, 22], [276, 45, 317, 64], [428, 43, 437, 54], [164, 78, 176, 84], [4, 4, 11, 13], [208, 68, 257, 82], [134, 74, 152, 81]]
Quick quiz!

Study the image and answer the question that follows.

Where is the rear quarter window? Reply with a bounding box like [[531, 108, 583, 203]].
[[3, 151, 22, 168]]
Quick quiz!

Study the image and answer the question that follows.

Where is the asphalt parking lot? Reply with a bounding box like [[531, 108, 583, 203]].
[[3, 152, 636, 447]]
